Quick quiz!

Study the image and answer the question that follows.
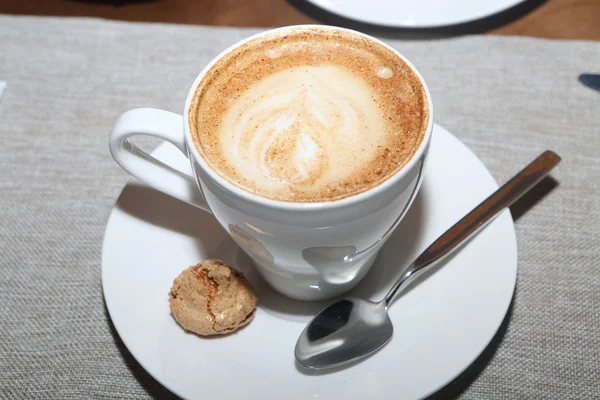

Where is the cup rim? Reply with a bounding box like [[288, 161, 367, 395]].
[[183, 24, 434, 211]]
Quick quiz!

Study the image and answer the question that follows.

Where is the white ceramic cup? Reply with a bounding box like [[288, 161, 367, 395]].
[[109, 25, 433, 301]]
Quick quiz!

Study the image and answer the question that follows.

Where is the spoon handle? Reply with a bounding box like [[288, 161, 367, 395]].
[[383, 150, 561, 305]]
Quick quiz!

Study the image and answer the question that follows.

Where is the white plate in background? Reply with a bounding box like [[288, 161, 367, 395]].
[[305, 0, 526, 28]]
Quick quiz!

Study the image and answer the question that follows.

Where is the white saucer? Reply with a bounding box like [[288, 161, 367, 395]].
[[304, 0, 525, 28], [102, 124, 517, 400]]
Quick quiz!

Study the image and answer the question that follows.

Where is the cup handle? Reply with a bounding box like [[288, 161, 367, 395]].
[[109, 108, 211, 213]]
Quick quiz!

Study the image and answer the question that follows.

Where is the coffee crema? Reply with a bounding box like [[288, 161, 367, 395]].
[[189, 27, 429, 202]]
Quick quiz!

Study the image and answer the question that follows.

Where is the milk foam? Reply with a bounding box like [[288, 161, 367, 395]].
[[219, 66, 386, 193], [376, 66, 393, 79]]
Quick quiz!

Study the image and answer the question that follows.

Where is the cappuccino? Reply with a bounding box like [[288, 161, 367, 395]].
[[189, 27, 429, 202]]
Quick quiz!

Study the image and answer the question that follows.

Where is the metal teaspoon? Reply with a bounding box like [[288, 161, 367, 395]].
[[295, 151, 561, 370]]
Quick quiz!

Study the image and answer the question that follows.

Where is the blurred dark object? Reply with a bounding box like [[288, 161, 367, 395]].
[[579, 74, 600, 93], [70, 0, 158, 5]]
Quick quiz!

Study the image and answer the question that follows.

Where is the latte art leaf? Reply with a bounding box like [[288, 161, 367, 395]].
[[221, 66, 387, 190], [244, 87, 331, 185]]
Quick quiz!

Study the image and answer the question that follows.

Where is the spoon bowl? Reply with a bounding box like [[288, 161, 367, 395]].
[[295, 299, 392, 369]]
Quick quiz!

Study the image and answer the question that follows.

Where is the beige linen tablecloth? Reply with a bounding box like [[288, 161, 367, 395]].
[[0, 15, 598, 399]]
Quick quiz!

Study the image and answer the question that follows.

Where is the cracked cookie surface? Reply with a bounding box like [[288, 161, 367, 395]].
[[169, 260, 257, 336]]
